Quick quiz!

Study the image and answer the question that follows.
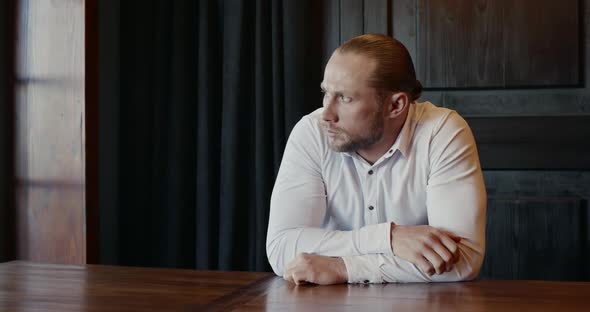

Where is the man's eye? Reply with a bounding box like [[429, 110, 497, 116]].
[[339, 95, 352, 103]]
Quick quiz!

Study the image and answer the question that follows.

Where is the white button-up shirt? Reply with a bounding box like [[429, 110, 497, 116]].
[[266, 101, 487, 283]]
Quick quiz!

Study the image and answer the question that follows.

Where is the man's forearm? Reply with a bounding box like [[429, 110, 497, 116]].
[[341, 237, 484, 283], [266, 222, 392, 276]]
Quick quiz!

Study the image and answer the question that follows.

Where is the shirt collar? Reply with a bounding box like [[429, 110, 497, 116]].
[[376, 102, 415, 162], [341, 103, 415, 161], [391, 102, 415, 159]]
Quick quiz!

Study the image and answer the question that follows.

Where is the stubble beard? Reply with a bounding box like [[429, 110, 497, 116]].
[[327, 109, 384, 153]]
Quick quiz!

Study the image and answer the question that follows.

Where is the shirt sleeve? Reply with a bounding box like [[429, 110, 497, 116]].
[[342, 111, 487, 283], [266, 115, 393, 276]]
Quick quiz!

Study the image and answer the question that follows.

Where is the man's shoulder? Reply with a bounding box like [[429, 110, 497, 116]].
[[291, 107, 325, 137], [413, 101, 468, 135], [303, 107, 325, 124], [414, 101, 456, 123], [280, 108, 331, 166], [287, 107, 328, 151]]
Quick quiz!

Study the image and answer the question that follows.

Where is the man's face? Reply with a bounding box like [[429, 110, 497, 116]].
[[320, 51, 385, 152]]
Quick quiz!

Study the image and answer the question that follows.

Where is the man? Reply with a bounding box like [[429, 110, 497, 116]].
[[266, 34, 486, 285]]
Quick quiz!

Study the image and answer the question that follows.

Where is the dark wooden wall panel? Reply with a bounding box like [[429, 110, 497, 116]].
[[481, 197, 587, 280], [417, 0, 504, 88], [504, 0, 579, 86], [392, 0, 417, 68], [416, 0, 580, 88], [466, 116, 590, 169], [363, 0, 389, 34], [443, 92, 590, 115], [477, 144, 590, 170], [340, 0, 364, 42], [14, 0, 86, 264]]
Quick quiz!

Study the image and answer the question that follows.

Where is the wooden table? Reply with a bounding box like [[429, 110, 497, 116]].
[[1, 261, 589, 311]]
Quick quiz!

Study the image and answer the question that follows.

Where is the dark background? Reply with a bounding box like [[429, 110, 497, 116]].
[[2, 0, 590, 280], [0, 0, 14, 263], [99, 0, 326, 271]]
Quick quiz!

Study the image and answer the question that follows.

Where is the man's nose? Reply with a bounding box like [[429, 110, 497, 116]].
[[322, 97, 338, 123]]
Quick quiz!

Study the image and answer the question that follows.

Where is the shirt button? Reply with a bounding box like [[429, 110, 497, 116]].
[[368, 170, 373, 175], [368, 205, 374, 211]]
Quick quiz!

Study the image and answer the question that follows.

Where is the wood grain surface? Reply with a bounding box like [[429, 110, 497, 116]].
[[417, 0, 579, 88], [1, 261, 590, 311]]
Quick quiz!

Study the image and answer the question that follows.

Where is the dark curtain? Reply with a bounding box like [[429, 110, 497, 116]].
[[0, 0, 14, 262], [100, 0, 327, 271]]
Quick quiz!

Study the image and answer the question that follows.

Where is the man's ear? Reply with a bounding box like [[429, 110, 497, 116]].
[[386, 92, 409, 118]]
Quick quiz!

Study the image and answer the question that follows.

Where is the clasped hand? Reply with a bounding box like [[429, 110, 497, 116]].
[[283, 253, 347, 285], [282, 225, 461, 285], [391, 224, 461, 276]]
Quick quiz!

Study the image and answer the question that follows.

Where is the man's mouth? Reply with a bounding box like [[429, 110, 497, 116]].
[[324, 126, 339, 137], [321, 121, 341, 138]]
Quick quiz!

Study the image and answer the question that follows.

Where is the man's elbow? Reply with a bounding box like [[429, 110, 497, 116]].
[[450, 252, 484, 282], [266, 251, 284, 277], [459, 261, 482, 282], [266, 236, 284, 277]]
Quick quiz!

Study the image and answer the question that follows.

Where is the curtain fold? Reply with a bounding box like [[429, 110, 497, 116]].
[[100, 0, 326, 271]]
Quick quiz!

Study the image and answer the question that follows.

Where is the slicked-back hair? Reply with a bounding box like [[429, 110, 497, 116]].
[[337, 34, 422, 102]]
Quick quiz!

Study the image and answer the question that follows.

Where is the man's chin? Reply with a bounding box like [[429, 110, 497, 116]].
[[328, 139, 354, 153]]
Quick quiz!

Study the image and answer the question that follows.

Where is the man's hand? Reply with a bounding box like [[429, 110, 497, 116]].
[[283, 253, 348, 285], [390, 224, 461, 276]]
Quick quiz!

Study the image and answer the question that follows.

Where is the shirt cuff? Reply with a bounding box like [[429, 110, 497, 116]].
[[341, 255, 384, 284], [358, 222, 393, 255]]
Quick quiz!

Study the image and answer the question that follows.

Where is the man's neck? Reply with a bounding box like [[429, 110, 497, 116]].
[[356, 135, 397, 165], [356, 109, 409, 165]]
